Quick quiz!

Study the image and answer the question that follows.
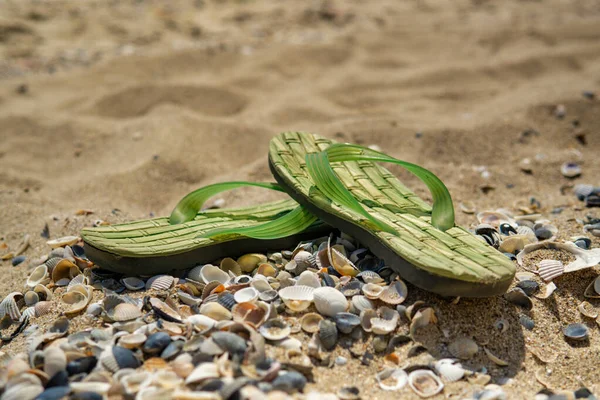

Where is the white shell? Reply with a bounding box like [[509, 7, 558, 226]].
[[199, 302, 232, 321], [47, 236, 80, 248], [362, 283, 384, 299], [186, 315, 216, 334], [27, 265, 50, 288], [313, 287, 348, 317], [259, 318, 291, 341], [360, 309, 377, 332], [296, 271, 321, 288], [434, 359, 465, 382], [0, 292, 23, 321], [233, 287, 259, 304], [61, 290, 89, 318], [376, 368, 408, 391], [278, 285, 315, 312], [537, 259, 565, 282], [370, 306, 400, 335], [43, 347, 67, 377], [123, 277, 145, 291], [185, 362, 219, 385], [119, 333, 147, 349], [250, 277, 272, 293], [380, 280, 408, 305], [408, 370, 444, 397], [351, 295, 375, 313], [146, 275, 175, 290], [198, 265, 229, 285]]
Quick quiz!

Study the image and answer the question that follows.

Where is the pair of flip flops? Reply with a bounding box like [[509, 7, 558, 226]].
[[82, 132, 515, 297]]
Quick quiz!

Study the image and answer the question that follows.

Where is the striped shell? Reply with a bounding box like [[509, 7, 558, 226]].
[[537, 259, 565, 282], [177, 291, 201, 306], [122, 277, 145, 291], [313, 287, 348, 317], [434, 359, 465, 382], [21, 306, 35, 319], [0, 292, 23, 321], [146, 275, 175, 291], [26, 265, 50, 288], [516, 226, 535, 236], [351, 295, 376, 313], [220, 258, 242, 276], [278, 285, 315, 312], [334, 312, 361, 334], [109, 303, 143, 322], [356, 270, 384, 284], [34, 301, 52, 317], [119, 333, 147, 349], [448, 337, 479, 360]]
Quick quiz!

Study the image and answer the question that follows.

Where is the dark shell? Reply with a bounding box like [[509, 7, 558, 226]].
[[113, 346, 141, 369], [71, 245, 87, 259], [319, 273, 335, 288], [516, 280, 539, 296], [340, 279, 363, 297], [318, 319, 338, 350], [499, 223, 517, 235], [217, 292, 236, 311], [356, 257, 385, 272], [150, 298, 182, 323], [334, 312, 361, 334], [563, 323, 589, 341], [35, 386, 71, 400], [211, 331, 247, 358], [574, 237, 592, 250], [66, 356, 97, 376], [519, 314, 535, 330], [11, 255, 26, 267], [535, 227, 554, 240], [143, 332, 171, 355], [160, 340, 184, 360], [70, 393, 103, 400], [46, 370, 69, 388], [272, 371, 307, 394], [504, 288, 533, 311]]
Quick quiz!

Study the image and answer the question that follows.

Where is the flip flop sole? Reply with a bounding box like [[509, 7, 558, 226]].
[[268, 132, 515, 297]]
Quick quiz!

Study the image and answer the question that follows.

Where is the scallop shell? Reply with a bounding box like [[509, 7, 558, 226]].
[[0, 292, 23, 321], [313, 287, 348, 317], [237, 253, 267, 273], [233, 287, 259, 304], [362, 283, 384, 299], [122, 277, 145, 291], [220, 258, 242, 276], [51, 259, 80, 283], [408, 370, 444, 397], [371, 306, 400, 335], [300, 313, 324, 333], [24, 291, 39, 306], [351, 295, 376, 313], [259, 318, 291, 341], [448, 337, 479, 360], [109, 303, 143, 322], [47, 236, 80, 248], [199, 265, 229, 285], [146, 275, 175, 291], [216, 292, 236, 310], [296, 271, 321, 288], [380, 280, 408, 305], [516, 226, 535, 236], [376, 368, 408, 391], [434, 359, 465, 382], [537, 259, 565, 282], [278, 285, 315, 312], [27, 265, 50, 288], [199, 302, 232, 321], [334, 312, 361, 334]]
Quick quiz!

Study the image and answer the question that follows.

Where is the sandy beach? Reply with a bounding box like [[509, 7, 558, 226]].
[[1, 1, 600, 399]]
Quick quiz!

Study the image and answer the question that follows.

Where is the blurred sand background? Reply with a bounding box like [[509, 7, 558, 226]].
[[1, 0, 600, 398]]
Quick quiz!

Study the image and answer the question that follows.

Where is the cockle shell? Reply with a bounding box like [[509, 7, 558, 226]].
[[109, 303, 143, 322], [34, 284, 53, 301], [0, 292, 23, 321], [27, 265, 50, 288], [408, 370, 444, 397], [296, 271, 321, 288], [371, 307, 400, 335], [376, 368, 408, 391], [186, 315, 216, 334], [434, 359, 465, 382], [185, 362, 219, 385], [313, 287, 348, 317], [220, 258, 242, 276], [351, 295, 375, 313], [362, 283, 384, 299], [300, 313, 324, 333], [356, 270, 384, 284], [62, 291, 89, 318], [231, 301, 270, 328], [448, 337, 479, 360], [318, 319, 338, 350], [34, 301, 52, 317], [122, 277, 145, 291], [259, 318, 291, 341], [380, 280, 408, 305], [146, 275, 175, 291], [278, 285, 315, 312], [233, 287, 259, 304], [537, 259, 565, 282]]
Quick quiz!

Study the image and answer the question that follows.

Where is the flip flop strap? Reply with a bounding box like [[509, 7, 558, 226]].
[[169, 181, 318, 240], [305, 144, 455, 232]]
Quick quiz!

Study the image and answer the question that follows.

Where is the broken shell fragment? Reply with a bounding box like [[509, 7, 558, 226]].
[[259, 318, 291, 341], [376, 368, 408, 391], [408, 370, 444, 398], [379, 280, 408, 305], [578, 301, 598, 319], [448, 337, 479, 360], [483, 347, 509, 366], [537, 259, 565, 282]]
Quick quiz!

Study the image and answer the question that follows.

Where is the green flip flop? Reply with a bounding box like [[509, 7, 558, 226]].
[[82, 181, 331, 276], [268, 132, 515, 297]]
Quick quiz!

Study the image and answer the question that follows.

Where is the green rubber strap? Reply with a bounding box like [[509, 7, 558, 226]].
[[169, 181, 318, 240], [169, 182, 285, 224], [306, 144, 455, 232]]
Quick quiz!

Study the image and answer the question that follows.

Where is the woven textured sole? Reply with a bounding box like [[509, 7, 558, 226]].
[[269, 132, 515, 297], [82, 199, 332, 275]]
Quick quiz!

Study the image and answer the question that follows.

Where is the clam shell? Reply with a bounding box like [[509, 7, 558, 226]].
[[47, 236, 80, 248], [109, 303, 143, 322], [186, 315, 216, 334], [199, 265, 229, 285], [259, 318, 291, 341], [27, 265, 50, 288], [578, 301, 598, 319], [146, 275, 175, 291], [376, 368, 408, 391], [220, 258, 242, 276], [313, 287, 348, 317], [362, 283, 384, 299], [199, 302, 232, 321], [334, 312, 360, 334], [434, 359, 465, 382], [43, 347, 67, 377], [356, 270, 384, 284], [371, 306, 400, 335], [149, 298, 182, 323], [237, 253, 267, 273], [380, 280, 408, 305], [101, 346, 141, 373], [351, 295, 375, 313], [329, 247, 359, 277], [51, 259, 80, 283], [185, 362, 219, 385], [35, 301, 52, 317], [233, 287, 259, 304], [122, 277, 145, 291], [251, 277, 272, 293], [256, 263, 277, 278], [119, 333, 147, 349], [177, 291, 202, 306], [448, 337, 479, 360], [537, 259, 565, 282], [408, 370, 444, 397], [300, 313, 324, 333], [318, 319, 338, 350], [24, 291, 39, 306], [296, 271, 321, 288], [33, 284, 53, 301], [278, 285, 314, 312], [584, 276, 600, 298], [563, 323, 589, 341]]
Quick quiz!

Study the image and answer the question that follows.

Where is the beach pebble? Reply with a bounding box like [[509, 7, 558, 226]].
[[11, 255, 26, 266]]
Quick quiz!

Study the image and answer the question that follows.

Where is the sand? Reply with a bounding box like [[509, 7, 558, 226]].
[[1, 0, 600, 398]]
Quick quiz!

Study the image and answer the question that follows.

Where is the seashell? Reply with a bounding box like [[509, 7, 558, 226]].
[[61, 291, 89, 318], [234, 287, 259, 304], [45, 256, 63, 271], [250, 277, 272, 293], [334, 312, 360, 334], [234, 275, 253, 285], [360, 309, 377, 332], [572, 236, 592, 250], [278, 285, 314, 312], [356, 270, 384, 284], [148, 297, 182, 323], [121, 371, 151, 395], [122, 277, 145, 291], [296, 271, 321, 288], [237, 253, 268, 273], [21, 306, 34, 319], [294, 250, 315, 270], [494, 318, 509, 333], [584, 276, 600, 298], [376, 368, 408, 391], [516, 280, 539, 296], [143, 332, 171, 355], [256, 263, 277, 278], [216, 292, 236, 310], [371, 306, 400, 335], [258, 289, 278, 302], [351, 295, 375, 313], [477, 211, 515, 228], [199, 265, 229, 285], [119, 333, 147, 349], [220, 258, 242, 276], [329, 247, 359, 277], [211, 331, 247, 357], [483, 347, 509, 366], [561, 162, 581, 178], [318, 319, 338, 350], [231, 301, 269, 328], [313, 287, 348, 317], [199, 302, 232, 321], [499, 234, 536, 254], [51, 259, 80, 283], [380, 280, 408, 305], [259, 318, 291, 341], [362, 283, 384, 299], [177, 290, 202, 306], [146, 275, 175, 291], [47, 236, 80, 248], [504, 287, 533, 311], [519, 314, 535, 330], [171, 353, 194, 379], [339, 279, 362, 297], [27, 265, 50, 288], [516, 225, 535, 237], [578, 301, 598, 318], [66, 356, 98, 375], [434, 359, 465, 382], [32, 284, 52, 303], [100, 346, 140, 373], [186, 315, 216, 334], [563, 323, 588, 341], [337, 386, 360, 400], [272, 370, 307, 393], [109, 303, 143, 322], [459, 201, 476, 214], [300, 313, 324, 333], [408, 370, 444, 397], [154, 370, 182, 389], [24, 291, 39, 306], [201, 281, 224, 300], [2, 383, 44, 400], [43, 346, 67, 377], [448, 337, 479, 360]]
